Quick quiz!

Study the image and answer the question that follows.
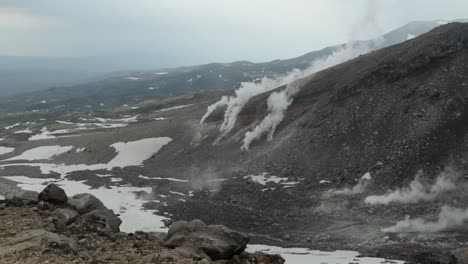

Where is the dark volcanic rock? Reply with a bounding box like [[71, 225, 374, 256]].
[[0, 229, 77, 255], [67, 193, 107, 214], [369, 243, 451, 264], [165, 219, 250, 260], [38, 184, 68, 204], [53, 208, 80, 229], [70, 209, 122, 234], [451, 248, 468, 264], [235, 252, 285, 264]]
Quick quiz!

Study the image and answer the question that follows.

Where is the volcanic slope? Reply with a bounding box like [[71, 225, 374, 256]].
[[166, 22, 468, 255], [3, 22, 468, 263]]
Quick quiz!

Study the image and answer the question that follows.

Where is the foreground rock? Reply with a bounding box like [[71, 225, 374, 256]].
[[165, 219, 250, 260], [66, 193, 107, 214], [38, 184, 67, 204], [451, 248, 468, 264], [0, 229, 77, 255], [52, 208, 79, 229], [70, 208, 122, 234], [0, 184, 284, 264]]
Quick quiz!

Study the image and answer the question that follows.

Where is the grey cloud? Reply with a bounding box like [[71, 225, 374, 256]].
[[0, 0, 467, 67]]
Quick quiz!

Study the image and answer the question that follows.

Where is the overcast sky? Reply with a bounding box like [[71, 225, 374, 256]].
[[1, 0, 467, 67]]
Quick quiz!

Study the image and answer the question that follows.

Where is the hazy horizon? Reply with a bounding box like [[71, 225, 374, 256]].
[[2, 0, 468, 68]]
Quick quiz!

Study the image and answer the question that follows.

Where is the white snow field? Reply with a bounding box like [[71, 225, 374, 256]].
[[1, 138, 173, 175], [0, 137, 174, 232], [35, 115, 142, 137], [0, 147, 14, 155], [246, 245, 404, 264], [3, 176, 168, 232], [6, 145, 73, 161], [244, 173, 300, 186], [155, 104, 194, 112], [108, 138, 172, 167], [14, 129, 33, 134]]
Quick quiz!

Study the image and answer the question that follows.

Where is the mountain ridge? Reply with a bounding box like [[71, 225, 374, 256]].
[[1, 19, 466, 113]]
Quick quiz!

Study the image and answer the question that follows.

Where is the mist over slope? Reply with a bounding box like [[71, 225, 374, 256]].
[[217, 22, 468, 186], [186, 22, 468, 251], [0, 19, 463, 113], [2, 21, 468, 263]]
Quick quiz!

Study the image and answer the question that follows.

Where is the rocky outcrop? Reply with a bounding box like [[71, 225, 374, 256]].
[[70, 208, 122, 234], [165, 219, 250, 260], [0, 229, 77, 255], [66, 193, 107, 214], [38, 184, 67, 204], [37, 185, 124, 234], [53, 208, 79, 229], [0, 184, 284, 264], [451, 248, 468, 264]]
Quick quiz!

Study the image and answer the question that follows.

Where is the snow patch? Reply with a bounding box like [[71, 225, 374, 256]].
[[1, 138, 172, 177], [6, 146, 73, 161], [0, 147, 15, 155], [28, 127, 57, 141], [169, 191, 185, 196], [156, 104, 194, 112], [138, 175, 188, 182], [4, 176, 168, 233], [75, 148, 86, 153], [79, 115, 139, 123], [5, 123, 20, 130], [244, 173, 299, 186], [14, 129, 33, 134], [246, 245, 404, 264], [108, 138, 172, 168]]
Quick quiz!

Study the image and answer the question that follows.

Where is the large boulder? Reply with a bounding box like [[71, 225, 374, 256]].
[[53, 208, 80, 229], [38, 184, 67, 204], [165, 219, 250, 260], [0, 229, 77, 255], [67, 193, 107, 214], [451, 248, 468, 264], [235, 252, 285, 264], [70, 209, 122, 234]]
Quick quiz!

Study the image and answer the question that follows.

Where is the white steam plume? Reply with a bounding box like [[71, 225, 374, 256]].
[[382, 206, 468, 233], [200, 69, 303, 138], [365, 168, 459, 205], [333, 172, 372, 195], [202, 0, 384, 146], [240, 0, 385, 150], [241, 43, 374, 150], [200, 96, 229, 124], [241, 90, 292, 150]]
